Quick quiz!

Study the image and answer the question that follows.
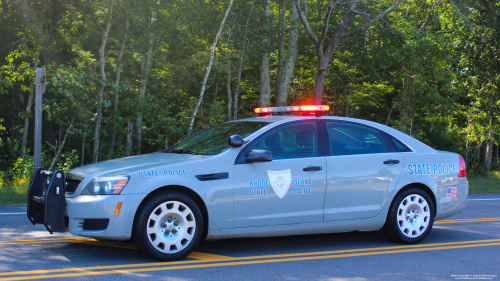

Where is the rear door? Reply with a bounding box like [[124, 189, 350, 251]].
[[324, 121, 404, 221], [233, 121, 327, 227]]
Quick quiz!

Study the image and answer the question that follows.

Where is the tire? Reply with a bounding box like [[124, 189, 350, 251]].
[[133, 191, 204, 261], [383, 187, 435, 244]]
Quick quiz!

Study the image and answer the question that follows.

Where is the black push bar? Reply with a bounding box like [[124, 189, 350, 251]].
[[27, 167, 67, 234]]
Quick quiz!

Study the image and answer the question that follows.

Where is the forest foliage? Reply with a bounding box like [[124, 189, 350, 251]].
[[0, 0, 499, 185]]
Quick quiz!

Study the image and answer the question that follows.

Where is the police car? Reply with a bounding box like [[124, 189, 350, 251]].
[[27, 105, 468, 261]]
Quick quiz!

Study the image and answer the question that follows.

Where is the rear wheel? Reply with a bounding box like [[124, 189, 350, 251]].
[[383, 187, 435, 244], [134, 191, 203, 261]]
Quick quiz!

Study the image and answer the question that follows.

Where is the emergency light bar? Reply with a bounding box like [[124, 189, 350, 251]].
[[254, 105, 330, 114]]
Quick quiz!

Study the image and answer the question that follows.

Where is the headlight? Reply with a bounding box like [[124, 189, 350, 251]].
[[82, 175, 129, 195]]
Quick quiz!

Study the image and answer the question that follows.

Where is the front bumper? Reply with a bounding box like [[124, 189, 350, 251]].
[[66, 194, 143, 240]]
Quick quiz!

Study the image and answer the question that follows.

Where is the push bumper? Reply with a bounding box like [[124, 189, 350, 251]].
[[27, 167, 67, 233]]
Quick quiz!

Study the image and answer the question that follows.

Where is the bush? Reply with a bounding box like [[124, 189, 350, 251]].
[[468, 164, 487, 178], [11, 155, 35, 186]]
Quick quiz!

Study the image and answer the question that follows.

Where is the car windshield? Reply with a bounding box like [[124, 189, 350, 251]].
[[164, 121, 269, 155]]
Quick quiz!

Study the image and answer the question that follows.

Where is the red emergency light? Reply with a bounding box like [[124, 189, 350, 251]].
[[254, 105, 330, 115]]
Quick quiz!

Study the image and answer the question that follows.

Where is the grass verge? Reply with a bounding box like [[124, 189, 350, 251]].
[[0, 182, 29, 205], [468, 171, 500, 194], [0, 172, 499, 205]]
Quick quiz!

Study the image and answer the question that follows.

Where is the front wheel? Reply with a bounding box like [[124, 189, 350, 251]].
[[134, 192, 203, 261], [383, 187, 435, 244]]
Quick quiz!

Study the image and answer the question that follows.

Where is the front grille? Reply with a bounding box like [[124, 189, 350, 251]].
[[65, 179, 81, 193], [80, 219, 109, 231]]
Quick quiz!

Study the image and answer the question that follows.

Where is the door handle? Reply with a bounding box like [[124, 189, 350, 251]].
[[303, 166, 322, 171], [383, 159, 400, 165]]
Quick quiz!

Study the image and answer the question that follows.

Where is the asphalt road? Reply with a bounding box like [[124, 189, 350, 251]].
[[0, 194, 499, 281]]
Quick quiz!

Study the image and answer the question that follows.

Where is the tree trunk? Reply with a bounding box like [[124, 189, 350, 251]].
[[20, 0, 28, 44], [49, 116, 75, 171], [57, 127, 62, 161], [125, 120, 133, 157], [136, 10, 157, 154], [496, 142, 499, 167], [226, 32, 233, 119], [313, 65, 327, 104], [465, 139, 469, 164], [276, 2, 299, 106], [259, 0, 271, 107], [233, 1, 256, 120], [317, 0, 323, 23], [386, 102, 396, 125], [259, 56, 271, 107], [21, 60, 38, 160], [213, 73, 220, 101], [81, 114, 89, 166], [484, 113, 495, 171], [1, 132, 6, 171], [165, 127, 168, 148], [108, 5, 132, 160], [276, 0, 287, 102], [345, 63, 357, 116], [92, 0, 114, 163], [188, 0, 234, 135], [1, 0, 8, 14]]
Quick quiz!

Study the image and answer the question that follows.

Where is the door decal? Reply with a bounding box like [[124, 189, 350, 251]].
[[267, 169, 292, 199]]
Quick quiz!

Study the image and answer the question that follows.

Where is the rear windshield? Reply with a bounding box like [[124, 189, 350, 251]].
[[164, 121, 269, 155]]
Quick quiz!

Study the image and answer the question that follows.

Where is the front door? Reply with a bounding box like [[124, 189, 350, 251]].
[[233, 121, 327, 228], [324, 121, 404, 221]]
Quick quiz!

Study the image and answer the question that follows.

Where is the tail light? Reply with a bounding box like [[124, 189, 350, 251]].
[[458, 155, 466, 177]]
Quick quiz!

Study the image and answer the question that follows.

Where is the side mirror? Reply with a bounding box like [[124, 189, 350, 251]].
[[228, 135, 244, 148], [244, 149, 273, 163]]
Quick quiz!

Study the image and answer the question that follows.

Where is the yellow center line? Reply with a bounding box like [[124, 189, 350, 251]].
[[187, 252, 234, 261], [1, 238, 500, 277], [0, 239, 97, 246], [435, 217, 500, 224], [1, 241, 499, 280], [0, 237, 89, 244], [70, 239, 137, 250], [231, 238, 500, 260]]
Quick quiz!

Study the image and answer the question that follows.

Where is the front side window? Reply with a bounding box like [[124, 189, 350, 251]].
[[165, 121, 269, 155], [249, 122, 318, 160], [327, 122, 386, 155]]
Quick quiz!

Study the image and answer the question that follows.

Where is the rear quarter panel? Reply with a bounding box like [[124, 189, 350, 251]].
[[398, 151, 468, 220]]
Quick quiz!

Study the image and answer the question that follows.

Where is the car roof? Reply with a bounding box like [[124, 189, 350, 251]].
[[233, 115, 434, 153]]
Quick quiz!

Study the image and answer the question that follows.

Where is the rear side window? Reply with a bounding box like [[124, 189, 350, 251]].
[[327, 122, 386, 156], [390, 137, 413, 152]]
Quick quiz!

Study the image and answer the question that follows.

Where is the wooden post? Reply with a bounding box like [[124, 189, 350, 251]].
[[34, 67, 46, 169]]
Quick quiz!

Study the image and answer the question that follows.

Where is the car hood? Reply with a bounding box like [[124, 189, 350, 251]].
[[67, 152, 211, 177]]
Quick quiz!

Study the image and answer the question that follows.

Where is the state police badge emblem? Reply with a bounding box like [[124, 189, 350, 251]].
[[267, 169, 292, 199]]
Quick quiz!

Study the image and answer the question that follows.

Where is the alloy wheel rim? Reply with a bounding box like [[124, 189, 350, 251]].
[[147, 201, 196, 254], [397, 194, 430, 238]]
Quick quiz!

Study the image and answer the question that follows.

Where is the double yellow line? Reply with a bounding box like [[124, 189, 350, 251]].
[[0, 217, 498, 280], [435, 217, 500, 224], [0, 237, 92, 246], [1, 238, 499, 280]]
